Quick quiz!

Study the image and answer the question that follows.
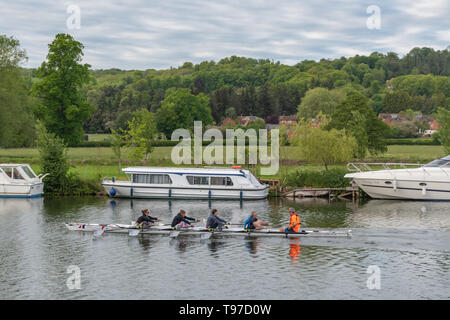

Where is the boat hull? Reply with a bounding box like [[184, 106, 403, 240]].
[[0, 182, 44, 198], [350, 178, 450, 201], [65, 223, 351, 238]]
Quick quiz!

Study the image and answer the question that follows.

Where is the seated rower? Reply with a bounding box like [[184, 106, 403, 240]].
[[206, 209, 228, 231], [136, 209, 161, 228], [279, 208, 301, 233], [243, 211, 272, 230], [171, 210, 200, 229]]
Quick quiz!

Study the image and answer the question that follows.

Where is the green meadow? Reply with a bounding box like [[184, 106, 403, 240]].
[[1, 145, 445, 179]]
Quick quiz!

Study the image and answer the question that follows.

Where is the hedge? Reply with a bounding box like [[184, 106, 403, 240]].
[[383, 138, 440, 146]]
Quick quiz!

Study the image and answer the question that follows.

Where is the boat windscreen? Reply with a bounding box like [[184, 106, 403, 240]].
[[423, 156, 450, 167], [22, 166, 36, 178]]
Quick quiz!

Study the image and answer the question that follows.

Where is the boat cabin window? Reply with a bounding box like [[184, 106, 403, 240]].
[[133, 174, 172, 184], [3, 167, 13, 178], [186, 176, 234, 186], [210, 176, 233, 186], [186, 176, 209, 185], [12, 168, 25, 180], [424, 158, 450, 168], [22, 166, 36, 179]]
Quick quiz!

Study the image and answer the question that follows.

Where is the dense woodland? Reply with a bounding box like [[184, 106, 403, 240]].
[[79, 48, 450, 134], [1, 33, 449, 148]]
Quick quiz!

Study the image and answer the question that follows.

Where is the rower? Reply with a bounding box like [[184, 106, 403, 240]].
[[243, 211, 272, 230], [279, 208, 301, 233], [171, 209, 200, 229], [136, 209, 161, 228], [206, 209, 228, 231]]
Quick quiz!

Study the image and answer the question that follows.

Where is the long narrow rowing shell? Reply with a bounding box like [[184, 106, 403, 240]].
[[65, 223, 352, 238]]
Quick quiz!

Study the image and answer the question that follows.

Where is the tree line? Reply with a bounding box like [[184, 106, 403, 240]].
[[0, 33, 449, 149]]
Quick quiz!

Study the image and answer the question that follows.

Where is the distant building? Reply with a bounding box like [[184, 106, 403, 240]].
[[278, 115, 297, 126], [237, 115, 260, 126], [220, 118, 236, 127], [378, 113, 401, 126], [378, 113, 440, 136], [266, 124, 280, 131], [430, 120, 440, 131]]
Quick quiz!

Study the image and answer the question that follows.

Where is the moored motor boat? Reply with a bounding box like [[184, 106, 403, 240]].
[[102, 167, 269, 200], [344, 155, 450, 200], [0, 164, 47, 198]]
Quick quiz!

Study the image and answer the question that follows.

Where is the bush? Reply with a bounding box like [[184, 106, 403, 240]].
[[36, 122, 70, 193], [285, 167, 350, 188]]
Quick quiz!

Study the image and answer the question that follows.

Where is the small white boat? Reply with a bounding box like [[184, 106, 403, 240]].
[[0, 164, 46, 198], [344, 155, 450, 200], [102, 167, 269, 200]]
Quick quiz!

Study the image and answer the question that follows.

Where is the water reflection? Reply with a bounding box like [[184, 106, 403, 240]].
[[245, 239, 260, 256], [138, 237, 153, 251], [289, 241, 301, 263], [350, 200, 450, 230]]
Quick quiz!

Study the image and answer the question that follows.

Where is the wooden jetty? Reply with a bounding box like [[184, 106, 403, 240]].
[[282, 187, 359, 201]]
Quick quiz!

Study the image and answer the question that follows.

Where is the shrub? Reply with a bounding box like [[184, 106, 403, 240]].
[[285, 167, 350, 188]]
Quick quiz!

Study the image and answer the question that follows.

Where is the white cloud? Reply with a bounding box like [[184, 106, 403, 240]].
[[0, 0, 448, 69]]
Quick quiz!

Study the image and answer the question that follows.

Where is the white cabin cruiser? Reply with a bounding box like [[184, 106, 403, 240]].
[[102, 167, 269, 200], [0, 164, 46, 198], [344, 155, 450, 200]]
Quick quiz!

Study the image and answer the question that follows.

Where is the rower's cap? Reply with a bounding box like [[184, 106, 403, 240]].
[[288, 208, 295, 213]]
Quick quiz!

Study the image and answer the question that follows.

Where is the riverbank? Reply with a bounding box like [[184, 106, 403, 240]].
[[0, 145, 445, 195]]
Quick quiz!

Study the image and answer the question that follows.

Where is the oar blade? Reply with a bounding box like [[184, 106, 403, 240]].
[[93, 228, 105, 237], [169, 230, 180, 238], [201, 232, 212, 240], [129, 229, 140, 237]]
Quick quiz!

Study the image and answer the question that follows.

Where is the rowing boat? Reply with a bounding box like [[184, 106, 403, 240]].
[[65, 222, 352, 238]]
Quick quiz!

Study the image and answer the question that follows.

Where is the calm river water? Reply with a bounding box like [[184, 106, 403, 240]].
[[0, 196, 449, 299]]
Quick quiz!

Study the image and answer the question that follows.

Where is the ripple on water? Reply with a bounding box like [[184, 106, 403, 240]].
[[0, 197, 449, 299]]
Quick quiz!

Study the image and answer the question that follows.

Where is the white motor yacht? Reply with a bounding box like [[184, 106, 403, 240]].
[[344, 155, 450, 200]]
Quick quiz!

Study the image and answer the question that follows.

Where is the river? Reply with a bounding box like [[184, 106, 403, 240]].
[[0, 197, 449, 299]]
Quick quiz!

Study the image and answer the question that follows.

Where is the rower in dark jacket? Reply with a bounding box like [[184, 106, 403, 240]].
[[171, 210, 199, 228], [206, 209, 228, 231], [136, 209, 161, 228]]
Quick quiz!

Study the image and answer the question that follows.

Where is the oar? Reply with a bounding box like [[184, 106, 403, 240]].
[[201, 232, 213, 240], [129, 229, 140, 236], [93, 228, 105, 237], [169, 230, 180, 238]]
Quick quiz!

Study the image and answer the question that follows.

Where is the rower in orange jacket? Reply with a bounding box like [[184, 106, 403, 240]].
[[279, 208, 301, 233]]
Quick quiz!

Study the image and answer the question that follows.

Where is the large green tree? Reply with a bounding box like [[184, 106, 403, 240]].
[[0, 35, 35, 147], [123, 109, 158, 160], [436, 107, 450, 153], [156, 88, 213, 137], [292, 124, 358, 170], [326, 92, 389, 158], [297, 87, 344, 119], [32, 33, 94, 146]]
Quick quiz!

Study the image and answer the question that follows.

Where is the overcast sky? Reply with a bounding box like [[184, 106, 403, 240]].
[[1, 0, 449, 70]]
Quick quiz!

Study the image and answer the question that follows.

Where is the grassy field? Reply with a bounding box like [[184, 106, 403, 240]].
[[1, 145, 445, 164], [1, 144, 446, 180], [1, 144, 444, 194]]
